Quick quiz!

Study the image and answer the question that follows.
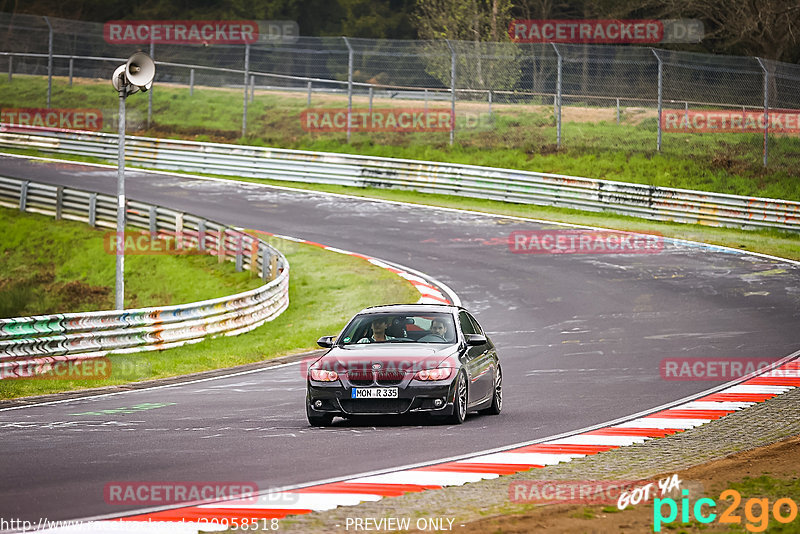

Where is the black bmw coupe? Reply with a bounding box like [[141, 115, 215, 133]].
[[306, 304, 502, 426]]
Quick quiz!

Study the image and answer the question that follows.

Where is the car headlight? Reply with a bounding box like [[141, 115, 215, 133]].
[[414, 367, 453, 381], [309, 369, 339, 382]]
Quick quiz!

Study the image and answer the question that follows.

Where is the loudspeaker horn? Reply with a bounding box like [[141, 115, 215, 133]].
[[125, 52, 155, 89]]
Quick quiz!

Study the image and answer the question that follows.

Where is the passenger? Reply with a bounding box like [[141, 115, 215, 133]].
[[357, 317, 397, 343]]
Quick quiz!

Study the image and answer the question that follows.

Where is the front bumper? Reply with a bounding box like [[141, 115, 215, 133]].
[[307, 378, 457, 416]]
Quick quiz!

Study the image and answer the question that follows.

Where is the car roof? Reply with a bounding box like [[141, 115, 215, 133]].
[[357, 303, 461, 315]]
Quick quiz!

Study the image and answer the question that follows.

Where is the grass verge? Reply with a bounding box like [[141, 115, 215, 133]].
[[1, 76, 798, 201], [0, 209, 419, 399]]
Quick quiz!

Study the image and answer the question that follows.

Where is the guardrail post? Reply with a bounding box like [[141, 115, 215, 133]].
[[198, 219, 206, 251], [307, 81, 312, 107], [148, 206, 157, 235], [189, 68, 195, 96], [218, 228, 227, 263], [446, 39, 456, 146], [250, 238, 259, 275], [89, 193, 97, 226], [235, 234, 243, 272], [242, 43, 250, 138], [147, 41, 154, 129], [175, 212, 184, 250], [552, 43, 562, 149], [269, 254, 278, 281], [43, 16, 53, 108], [68, 58, 73, 87], [652, 48, 663, 152], [343, 36, 353, 143], [756, 57, 769, 168], [19, 180, 29, 212], [55, 186, 63, 220], [260, 246, 269, 281]]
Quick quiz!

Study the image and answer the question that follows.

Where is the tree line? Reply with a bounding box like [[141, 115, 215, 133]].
[[2, 0, 797, 62]]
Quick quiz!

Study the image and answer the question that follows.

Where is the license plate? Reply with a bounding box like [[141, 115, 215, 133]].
[[351, 388, 398, 399]]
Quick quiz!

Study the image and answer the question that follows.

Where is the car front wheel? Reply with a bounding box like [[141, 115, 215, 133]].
[[307, 403, 334, 427], [479, 365, 502, 415], [448, 371, 468, 424]]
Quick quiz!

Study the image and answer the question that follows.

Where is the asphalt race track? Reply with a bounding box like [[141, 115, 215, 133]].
[[1, 155, 798, 523]]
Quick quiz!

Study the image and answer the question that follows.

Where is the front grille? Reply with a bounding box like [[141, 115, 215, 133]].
[[340, 399, 412, 414], [375, 371, 405, 386], [347, 370, 374, 386]]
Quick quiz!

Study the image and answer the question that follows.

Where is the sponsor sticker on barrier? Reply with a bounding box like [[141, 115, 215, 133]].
[[1, 108, 103, 131], [660, 358, 785, 381], [662, 110, 800, 134], [301, 108, 452, 132], [508, 230, 664, 254], [103, 20, 259, 44], [104, 481, 259, 505]]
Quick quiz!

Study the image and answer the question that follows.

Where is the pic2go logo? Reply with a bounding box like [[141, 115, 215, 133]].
[[654, 489, 799, 532]]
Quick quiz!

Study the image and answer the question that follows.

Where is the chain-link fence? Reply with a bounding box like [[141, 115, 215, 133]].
[[1, 12, 798, 170]]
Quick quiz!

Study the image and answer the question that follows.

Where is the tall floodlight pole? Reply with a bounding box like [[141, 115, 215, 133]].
[[111, 53, 155, 310]]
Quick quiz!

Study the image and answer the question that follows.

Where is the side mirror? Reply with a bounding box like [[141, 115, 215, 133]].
[[465, 333, 487, 346], [317, 336, 335, 348]]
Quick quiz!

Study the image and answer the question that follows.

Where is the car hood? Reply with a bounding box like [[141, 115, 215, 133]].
[[314, 343, 459, 374]]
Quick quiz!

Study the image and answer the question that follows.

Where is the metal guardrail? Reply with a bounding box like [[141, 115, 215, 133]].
[[1, 126, 798, 231], [0, 175, 290, 379]]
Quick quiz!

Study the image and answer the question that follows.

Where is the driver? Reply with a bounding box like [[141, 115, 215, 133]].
[[430, 318, 447, 338]]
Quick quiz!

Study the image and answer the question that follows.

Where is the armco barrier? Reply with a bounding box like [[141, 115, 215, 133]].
[[0, 176, 289, 379], [0, 126, 797, 231]]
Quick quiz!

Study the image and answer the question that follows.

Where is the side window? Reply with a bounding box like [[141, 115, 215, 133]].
[[458, 311, 476, 335], [466, 313, 484, 335]]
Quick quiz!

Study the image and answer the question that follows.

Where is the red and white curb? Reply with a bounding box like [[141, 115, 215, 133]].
[[252, 230, 459, 306], [34, 356, 800, 533]]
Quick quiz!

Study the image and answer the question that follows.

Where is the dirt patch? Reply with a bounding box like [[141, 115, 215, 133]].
[[458, 434, 800, 533]]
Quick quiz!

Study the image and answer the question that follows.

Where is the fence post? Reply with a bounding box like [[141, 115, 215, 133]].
[[242, 43, 250, 137], [189, 68, 194, 96], [616, 98, 620, 124], [7, 55, 11, 82], [250, 74, 255, 103], [424, 88, 428, 114], [756, 57, 769, 168], [307, 81, 312, 107], [446, 39, 456, 146], [343, 37, 353, 143], [552, 43, 562, 149], [652, 49, 663, 152], [488, 89, 493, 116], [68, 57, 73, 87], [43, 17, 53, 108], [368, 85, 373, 115]]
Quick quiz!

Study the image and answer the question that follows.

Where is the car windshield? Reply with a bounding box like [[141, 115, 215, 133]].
[[339, 313, 456, 345]]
